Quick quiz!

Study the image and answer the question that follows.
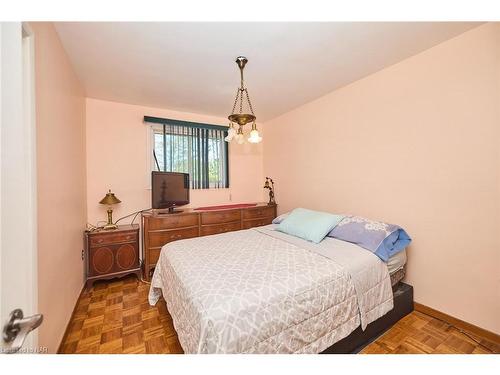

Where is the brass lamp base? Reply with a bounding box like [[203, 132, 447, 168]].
[[103, 208, 118, 230]]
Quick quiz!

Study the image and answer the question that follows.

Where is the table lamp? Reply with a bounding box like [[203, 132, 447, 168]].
[[99, 189, 121, 230]]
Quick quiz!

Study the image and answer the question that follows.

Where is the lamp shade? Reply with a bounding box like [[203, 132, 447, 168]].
[[248, 129, 262, 143], [99, 190, 121, 205]]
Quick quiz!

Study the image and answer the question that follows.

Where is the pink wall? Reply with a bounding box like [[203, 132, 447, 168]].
[[85, 98, 264, 226], [31, 23, 87, 352], [263, 23, 500, 333]]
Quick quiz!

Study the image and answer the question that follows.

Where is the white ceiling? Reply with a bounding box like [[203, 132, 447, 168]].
[[55, 22, 480, 122]]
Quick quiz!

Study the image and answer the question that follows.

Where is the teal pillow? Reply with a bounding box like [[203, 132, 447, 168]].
[[276, 208, 345, 243]]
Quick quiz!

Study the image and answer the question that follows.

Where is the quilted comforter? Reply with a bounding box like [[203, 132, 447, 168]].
[[149, 225, 393, 353]]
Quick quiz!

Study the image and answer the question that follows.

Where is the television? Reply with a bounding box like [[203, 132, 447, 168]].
[[151, 172, 190, 213]]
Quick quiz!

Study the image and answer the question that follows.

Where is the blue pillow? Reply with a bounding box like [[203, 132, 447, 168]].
[[328, 216, 411, 262], [276, 208, 345, 243]]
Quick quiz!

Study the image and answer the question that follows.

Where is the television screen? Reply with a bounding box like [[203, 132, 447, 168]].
[[151, 172, 190, 210]]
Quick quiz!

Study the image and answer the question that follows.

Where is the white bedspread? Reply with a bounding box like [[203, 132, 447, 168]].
[[149, 225, 393, 353]]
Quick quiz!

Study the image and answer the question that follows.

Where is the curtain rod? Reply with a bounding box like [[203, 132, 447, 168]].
[[144, 116, 228, 132]]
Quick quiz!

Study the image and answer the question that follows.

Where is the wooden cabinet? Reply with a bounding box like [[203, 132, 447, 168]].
[[142, 203, 277, 280], [84, 224, 141, 289]]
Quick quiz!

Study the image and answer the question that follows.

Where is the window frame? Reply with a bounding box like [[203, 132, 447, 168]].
[[145, 116, 230, 190]]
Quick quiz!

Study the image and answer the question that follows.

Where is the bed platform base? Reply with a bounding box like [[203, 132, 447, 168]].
[[321, 282, 414, 354]]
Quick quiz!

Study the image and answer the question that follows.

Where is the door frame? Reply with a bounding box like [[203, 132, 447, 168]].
[[0, 21, 38, 351], [22, 21, 38, 349]]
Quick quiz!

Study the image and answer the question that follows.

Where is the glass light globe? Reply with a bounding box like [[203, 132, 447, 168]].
[[224, 126, 237, 142], [236, 133, 245, 144], [248, 129, 262, 143]]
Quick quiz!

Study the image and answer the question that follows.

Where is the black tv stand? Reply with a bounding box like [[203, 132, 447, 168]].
[[155, 207, 184, 215]]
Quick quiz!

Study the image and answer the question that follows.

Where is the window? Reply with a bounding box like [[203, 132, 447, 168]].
[[145, 116, 229, 189]]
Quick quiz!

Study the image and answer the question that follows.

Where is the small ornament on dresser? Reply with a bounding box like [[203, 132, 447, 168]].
[[263, 177, 276, 205]]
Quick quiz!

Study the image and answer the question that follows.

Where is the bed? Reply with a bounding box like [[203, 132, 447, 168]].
[[149, 224, 411, 354]]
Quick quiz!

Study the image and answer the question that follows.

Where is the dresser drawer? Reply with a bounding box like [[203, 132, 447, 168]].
[[201, 210, 241, 225], [89, 231, 136, 247], [200, 221, 241, 236], [148, 227, 199, 248], [242, 217, 274, 229], [242, 206, 276, 220], [147, 214, 199, 230]]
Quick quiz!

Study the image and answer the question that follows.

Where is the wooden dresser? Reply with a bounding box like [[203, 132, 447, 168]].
[[142, 203, 277, 280], [84, 224, 141, 289]]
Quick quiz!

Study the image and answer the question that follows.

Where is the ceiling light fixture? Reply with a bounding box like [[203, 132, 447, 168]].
[[225, 56, 262, 144]]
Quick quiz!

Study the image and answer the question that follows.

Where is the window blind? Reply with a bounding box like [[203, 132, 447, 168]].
[[144, 116, 229, 189]]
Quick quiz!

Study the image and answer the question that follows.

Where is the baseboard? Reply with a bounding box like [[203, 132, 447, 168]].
[[57, 283, 86, 354], [414, 302, 500, 345]]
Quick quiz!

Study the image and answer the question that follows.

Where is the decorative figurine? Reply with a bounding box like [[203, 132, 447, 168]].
[[263, 177, 276, 205]]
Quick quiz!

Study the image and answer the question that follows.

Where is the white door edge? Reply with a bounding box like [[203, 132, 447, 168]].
[[21, 21, 38, 350], [0, 21, 39, 353]]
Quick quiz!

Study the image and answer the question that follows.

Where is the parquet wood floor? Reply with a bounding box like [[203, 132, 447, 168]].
[[361, 310, 499, 354], [59, 276, 183, 354], [59, 276, 499, 354]]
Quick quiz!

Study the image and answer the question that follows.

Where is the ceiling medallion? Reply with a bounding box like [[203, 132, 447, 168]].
[[225, 56, 262, 144]]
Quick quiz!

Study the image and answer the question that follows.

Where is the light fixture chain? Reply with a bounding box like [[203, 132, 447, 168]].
[[244, 89, 255, 116], [239, 89, 244, 114], [231, 87, 240, 115]]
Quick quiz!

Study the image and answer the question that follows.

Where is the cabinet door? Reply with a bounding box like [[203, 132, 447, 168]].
[[114, 243, 139, 272], [88, 246, 115, 276]]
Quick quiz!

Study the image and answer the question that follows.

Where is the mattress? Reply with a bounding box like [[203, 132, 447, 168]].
[[387, 249, 407, 274], [390, 265, 406, 287], [388, 249, 407, 286], [149, 225, 394, 354]]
